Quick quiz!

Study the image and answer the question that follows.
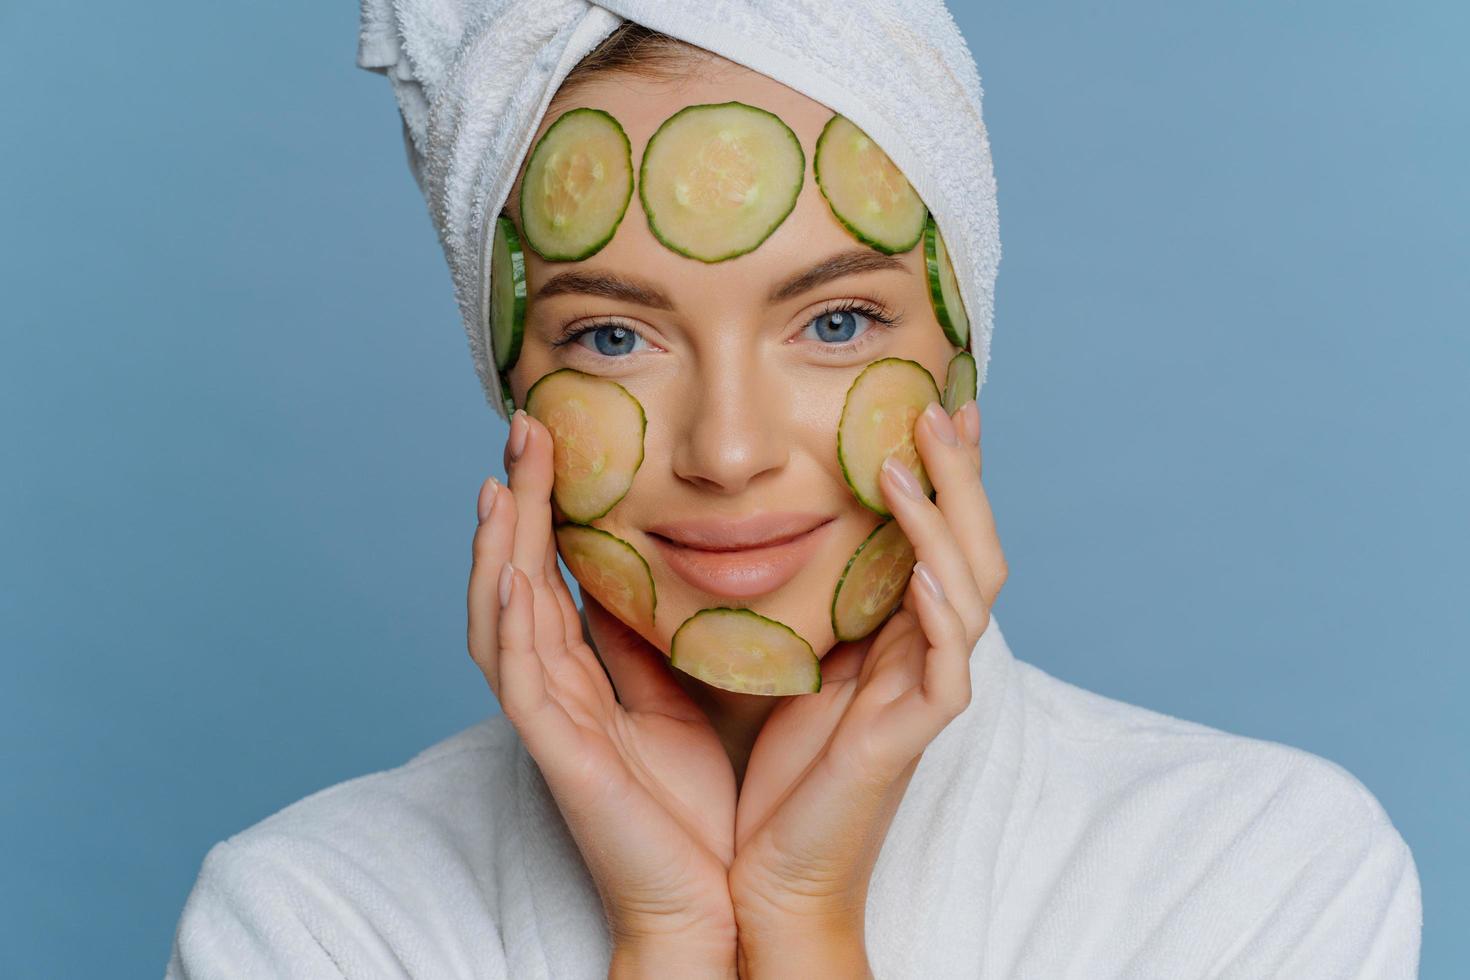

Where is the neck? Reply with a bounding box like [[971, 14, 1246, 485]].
[[671, 670, 783, 791]]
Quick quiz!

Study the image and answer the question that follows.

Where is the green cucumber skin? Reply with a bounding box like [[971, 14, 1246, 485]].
[[836, 356, 942, 517], [491, 213, 527, 372], [830, 519, 912, 642], [519, 107, 635, 262], [498, 366, 516, 415], [814, 114, 927, 256], [923, 214, 968, 348], [555, 523, 658, 626], [669, 606, 822, 694], [638, 101, 805, 264], [523, 367, 648, 524], [942, 351, 978, 415]]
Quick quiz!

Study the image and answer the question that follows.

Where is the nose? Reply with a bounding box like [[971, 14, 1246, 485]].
[[670, 354, 790, 495]]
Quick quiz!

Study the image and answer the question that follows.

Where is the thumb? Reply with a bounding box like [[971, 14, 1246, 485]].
[[580, 592, 705, 722]]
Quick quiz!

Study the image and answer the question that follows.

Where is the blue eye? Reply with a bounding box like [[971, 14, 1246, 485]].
[[801, 300, 900, 348], [556, 322, 649, 358]]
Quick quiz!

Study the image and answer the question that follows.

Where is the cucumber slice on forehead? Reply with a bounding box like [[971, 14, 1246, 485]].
[[837, 357, 941, 517], [924, 214, 970, 348], [830, 519, 916, 642], [814, 114, 927, 255], [489, 213, 527, 373], [639, 101, 805, 263], [669, 607, 821, 696], [942, 351, 977, 415], [524, 368, 646, 523], [554, 524, 656, 630], [519, 107, 634, 261]]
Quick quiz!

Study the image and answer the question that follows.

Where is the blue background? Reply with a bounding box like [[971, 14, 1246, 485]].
[[3, 1, 1465, 975]]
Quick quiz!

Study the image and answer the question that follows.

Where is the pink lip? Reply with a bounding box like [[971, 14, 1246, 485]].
[[647, 513, 834, 598]]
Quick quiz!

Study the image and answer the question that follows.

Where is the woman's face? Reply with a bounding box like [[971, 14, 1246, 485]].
[[504, 57, 960, 664]]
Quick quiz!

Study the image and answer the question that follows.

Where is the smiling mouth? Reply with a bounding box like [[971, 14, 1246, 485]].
[[647, 518, 834, 599]]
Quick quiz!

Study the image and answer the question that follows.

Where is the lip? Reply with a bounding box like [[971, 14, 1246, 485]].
[[647, 513, 834, 599]]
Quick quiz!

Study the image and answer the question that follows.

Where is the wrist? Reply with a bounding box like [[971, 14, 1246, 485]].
[[735, 915, 871, 980], [609, 932, 737, 980]]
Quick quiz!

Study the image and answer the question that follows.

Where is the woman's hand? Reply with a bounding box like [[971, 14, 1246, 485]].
[[467, 409, 739, 971], [727, 398, 1007, 974]]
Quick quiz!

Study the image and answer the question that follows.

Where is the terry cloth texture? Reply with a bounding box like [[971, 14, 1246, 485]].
[[164, 612, 1422, 978], [355, 0, 1002, 419]]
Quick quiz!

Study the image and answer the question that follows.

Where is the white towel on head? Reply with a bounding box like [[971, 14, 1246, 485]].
[[355, 0, 1002, 420]]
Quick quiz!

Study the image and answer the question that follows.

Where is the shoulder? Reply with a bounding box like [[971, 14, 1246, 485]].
[[1003, 660, 1422, 977], [1015, 658, 1402, 837], [165, 714, 523, 978], [230, 711, 521, 847]]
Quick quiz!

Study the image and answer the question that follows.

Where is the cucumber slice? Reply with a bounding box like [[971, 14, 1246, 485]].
[[639, 101, 805, 263], [554, 524, 656, 630], [519, 107, 634, 261], [489, 213, 527, 372], [813, 113, 927, 255], [924, 214, 970, 348], [524, 368, 646, 523], [830, 519, 916, 642], [942, 351, 977, 415], [497, 366, 516, 416], [837, 357, 941, 516], [669, 607, 821, 696]]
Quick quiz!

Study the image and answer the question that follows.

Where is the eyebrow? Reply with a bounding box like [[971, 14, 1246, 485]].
[[529, 247, 910, 310]]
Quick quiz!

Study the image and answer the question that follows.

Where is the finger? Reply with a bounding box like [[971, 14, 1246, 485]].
[[544, 527, 587, 649], [874, 560, 972, 759], [468, 475, 514, 696], [505, 409, 568, 654], [948, 399, 1007, 606], [912, 400, 1006, 614], [880, 450, 991, 643], [496, 565, 586, 777], [952, 399, 981, 465]]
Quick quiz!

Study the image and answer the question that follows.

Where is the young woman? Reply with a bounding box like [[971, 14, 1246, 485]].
[[166, 15, 1421, 980]]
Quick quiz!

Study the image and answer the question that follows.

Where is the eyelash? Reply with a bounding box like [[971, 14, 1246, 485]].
[[549, 299, 904, 356]]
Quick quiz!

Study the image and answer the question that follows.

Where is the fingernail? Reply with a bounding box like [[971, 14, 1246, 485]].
[[509, 410, 529, 460], [924, 401, 958, 446], [961, 401, 980, 446], [498, 564, 514, 607], [914, 561, 945, 601], [882, 456, 924, 499], [477, 476, 500, 523]]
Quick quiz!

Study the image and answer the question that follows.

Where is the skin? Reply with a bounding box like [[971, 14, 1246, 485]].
[[468, 53, 1008, 976]]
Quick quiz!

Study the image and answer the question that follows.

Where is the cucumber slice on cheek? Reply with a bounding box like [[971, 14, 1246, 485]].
[[554, 524, 656, 630], [524, 369, 647, 524], [670, 607, 821, 696], [838, 357, 941, 517], [830, 519, 916, 642]]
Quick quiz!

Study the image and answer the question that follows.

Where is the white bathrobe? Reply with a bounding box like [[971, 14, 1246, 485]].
[[163, 613, 1421, 977]]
